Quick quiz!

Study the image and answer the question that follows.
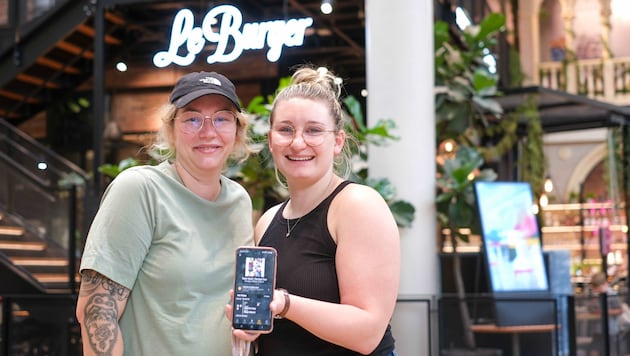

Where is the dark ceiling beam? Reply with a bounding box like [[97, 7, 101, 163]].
[[105, 0, 158, 5], [104, 11, 126, 26], [0, 109, 19, 119], [56, 40, 95, 59], [16, 73, 60, 89], [0, 89, 40, 103], [287, 0, 365, 57], [35, 57, 81, 74], [76, 24, 122, 45], [284, 45, 361, 56], [0, 0, 89, 88]]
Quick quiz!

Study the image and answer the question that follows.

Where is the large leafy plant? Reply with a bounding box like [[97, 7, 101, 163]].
[[343, 96, 415, 227], [435, 12, 506, 242], [434, 12, 505, 351]]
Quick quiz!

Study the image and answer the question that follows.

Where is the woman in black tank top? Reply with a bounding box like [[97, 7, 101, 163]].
[[229, 66, 400, 356]]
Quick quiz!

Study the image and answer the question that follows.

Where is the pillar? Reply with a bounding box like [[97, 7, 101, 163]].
[[519, 0, 544, 85], [365, 1, 437, 355]]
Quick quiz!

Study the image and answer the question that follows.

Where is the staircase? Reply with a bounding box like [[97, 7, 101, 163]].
[[0, 119, 88, 294], [0, 0, 127, 123], [0, 0, 99, 294], [0, 212, 80, 294]]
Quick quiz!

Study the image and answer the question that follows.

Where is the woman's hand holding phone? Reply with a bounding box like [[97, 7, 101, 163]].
[[225, 291, 261, 341], [226, 284, 290, 342]]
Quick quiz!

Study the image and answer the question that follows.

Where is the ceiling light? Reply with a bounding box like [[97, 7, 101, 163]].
[[320, 0, 333, 15], [116, 61, 128, 72], [539, 193, 549, 207], [544, 176, 554, 193], [455, 7, 472, 30]]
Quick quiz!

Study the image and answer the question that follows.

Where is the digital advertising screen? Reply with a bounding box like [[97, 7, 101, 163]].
[[474, 181, 549, 293]]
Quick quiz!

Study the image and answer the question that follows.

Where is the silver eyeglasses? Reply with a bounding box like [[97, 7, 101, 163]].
[[176, 110, 237, 134], [271, 125, 337, 146]]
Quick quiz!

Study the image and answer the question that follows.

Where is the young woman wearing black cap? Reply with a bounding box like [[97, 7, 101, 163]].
[[76, 71, 254, 356]]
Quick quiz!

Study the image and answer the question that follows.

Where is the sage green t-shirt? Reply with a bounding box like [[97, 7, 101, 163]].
[[80, 161, 254, 356]]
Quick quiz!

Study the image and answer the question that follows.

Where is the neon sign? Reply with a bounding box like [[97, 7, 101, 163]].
[[153, 5, 313, 67]]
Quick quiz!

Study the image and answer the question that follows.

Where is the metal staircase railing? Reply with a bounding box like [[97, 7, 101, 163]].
[[0, 118, 88, 293]]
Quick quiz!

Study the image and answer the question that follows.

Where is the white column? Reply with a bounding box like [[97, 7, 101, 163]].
[[560, 0, 578, 93], [519, 0, 544, 85], [365, 1, 436, 355]]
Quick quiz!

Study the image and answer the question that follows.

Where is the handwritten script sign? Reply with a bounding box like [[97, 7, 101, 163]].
[[153, 5, 314, 67]]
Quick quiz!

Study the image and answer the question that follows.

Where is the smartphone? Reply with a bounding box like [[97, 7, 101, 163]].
[[232, 246, 277, 331]]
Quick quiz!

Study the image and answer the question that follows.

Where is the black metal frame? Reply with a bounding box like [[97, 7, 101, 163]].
[[438, 293, 565, 355], [0, 294, 81, 356]]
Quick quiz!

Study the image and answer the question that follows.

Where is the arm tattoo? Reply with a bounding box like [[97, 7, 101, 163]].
[[80, 270, 130, 301], [84, 293, 119, 355]]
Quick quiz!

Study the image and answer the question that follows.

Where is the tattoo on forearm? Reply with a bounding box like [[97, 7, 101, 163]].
[[85, 293, 119, 355], [79, 270, 130, 301]]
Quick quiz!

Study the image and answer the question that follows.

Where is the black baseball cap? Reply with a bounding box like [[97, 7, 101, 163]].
[[169, 71, 241, 111]]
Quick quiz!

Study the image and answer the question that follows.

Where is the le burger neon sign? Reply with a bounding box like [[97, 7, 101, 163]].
[[153, 5, 314, 67]]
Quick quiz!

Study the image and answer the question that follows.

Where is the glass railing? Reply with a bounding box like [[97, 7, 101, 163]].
[[25, 0, 58, 23], [0, 158, 76, 249], [20, 0, 72, 25], [394, 295, 433, 355], [574, 291, 630, 356], [0, 119, 88, 188], [0, 118, 88, 292], [0, 0, 73, 53]]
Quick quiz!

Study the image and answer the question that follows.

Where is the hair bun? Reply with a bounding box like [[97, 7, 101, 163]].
[[291, 66, 341, 99]]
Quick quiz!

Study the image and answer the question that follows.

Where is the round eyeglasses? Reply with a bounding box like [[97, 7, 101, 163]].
[[271, 125, 337, 147], [175, 110, 237, 134]]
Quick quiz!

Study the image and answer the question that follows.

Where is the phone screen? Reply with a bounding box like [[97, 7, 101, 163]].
[[232, 246, 277, 331]]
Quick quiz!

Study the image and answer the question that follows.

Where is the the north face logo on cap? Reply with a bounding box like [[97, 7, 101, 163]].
[[200, 76, 221, 86]]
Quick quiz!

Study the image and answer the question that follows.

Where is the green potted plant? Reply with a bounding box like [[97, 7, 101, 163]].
[[435, 12, 504, 355]]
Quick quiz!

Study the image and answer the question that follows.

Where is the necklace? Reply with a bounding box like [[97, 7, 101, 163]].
[[286, 217, 302, 238], [284, 177, 337, 238]]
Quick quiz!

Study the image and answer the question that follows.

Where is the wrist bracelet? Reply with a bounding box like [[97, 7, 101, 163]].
[[275, 288, 290, 319]]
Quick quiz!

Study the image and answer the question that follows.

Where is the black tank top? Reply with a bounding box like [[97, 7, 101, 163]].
[[257, 181, 395, 356]]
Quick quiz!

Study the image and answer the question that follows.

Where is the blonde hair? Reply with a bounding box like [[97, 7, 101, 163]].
[[270, 66, 356, 178], [148, 103, 252, 163]]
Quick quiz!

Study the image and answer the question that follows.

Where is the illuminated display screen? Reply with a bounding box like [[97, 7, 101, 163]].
[[474, 181, 549, 292]]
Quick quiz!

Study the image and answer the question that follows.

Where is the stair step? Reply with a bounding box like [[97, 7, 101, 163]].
[[0, 240, 47, 251], [11, 257, 69, 267], [33, 273, 80, 284], [0, 226, 25, 236]]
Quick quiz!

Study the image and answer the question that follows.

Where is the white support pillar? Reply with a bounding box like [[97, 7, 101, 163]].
[[365, 1, 437, 355], [519, 0, 544, 85]]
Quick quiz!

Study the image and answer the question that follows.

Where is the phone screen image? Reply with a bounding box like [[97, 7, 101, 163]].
[[232, 247, 277, 331]]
